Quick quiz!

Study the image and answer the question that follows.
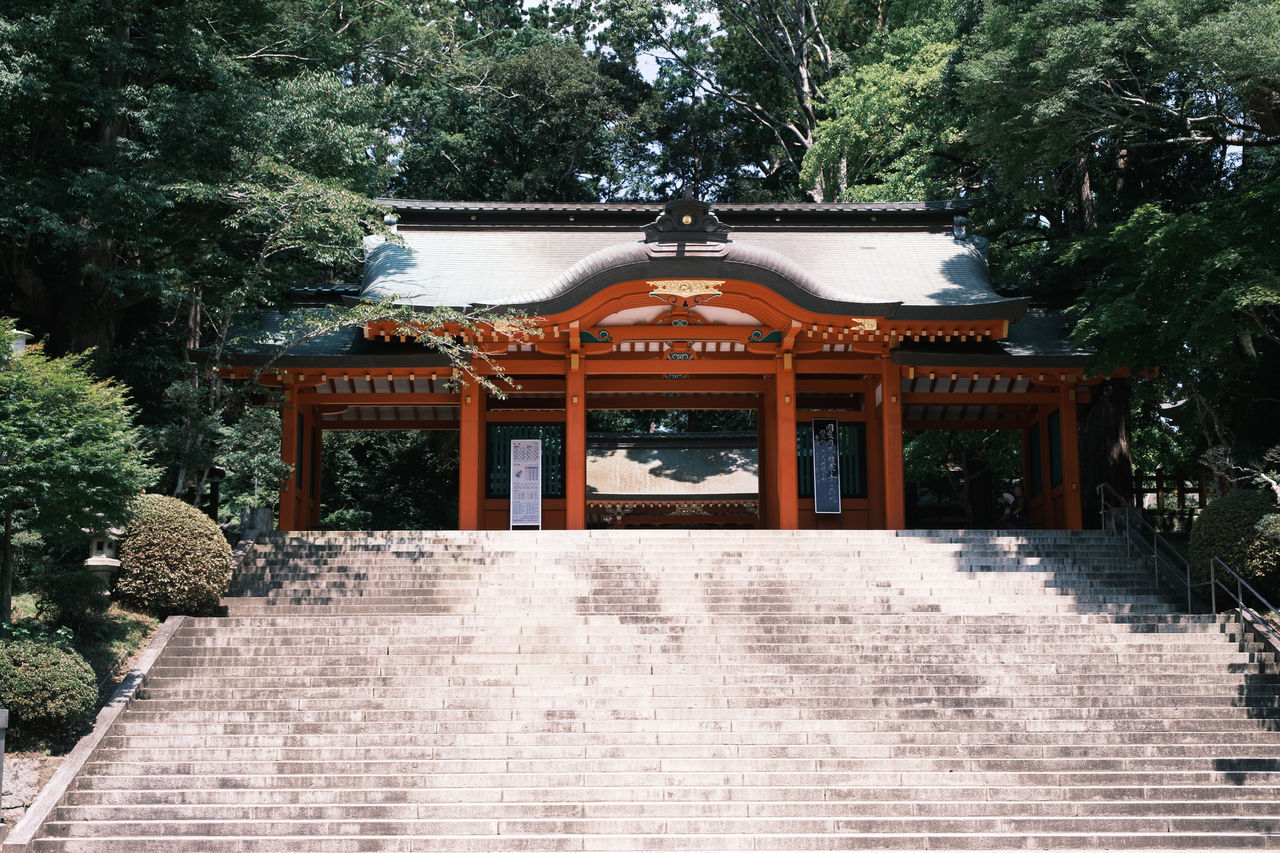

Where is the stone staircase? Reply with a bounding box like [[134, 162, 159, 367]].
[[30, 530, 1280, 850]]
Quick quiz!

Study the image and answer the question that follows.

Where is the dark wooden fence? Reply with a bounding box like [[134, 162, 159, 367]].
[[1132, 469, 1228, 533]]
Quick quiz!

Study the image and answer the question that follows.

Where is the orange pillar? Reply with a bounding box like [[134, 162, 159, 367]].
[[296, 404, 315, 529], [1020, 423, 1033, 506], [565, 359, 586, 529], [756, 397, 772, 528], [880, 359, 906, 530], [458, 385, 485, 530], [774, 356, 799, 529], [1059, 385, 1084, 530], [760, 390, 777, 528], [278, 392, 302, 532], [308, 421, 323, 528], [1035, 406, 1056, 527], [865, 381, 886, 528]]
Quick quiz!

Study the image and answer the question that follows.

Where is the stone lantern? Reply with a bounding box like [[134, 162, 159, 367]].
[[84, 526, 124, 591], [10, 329, 33, 354]]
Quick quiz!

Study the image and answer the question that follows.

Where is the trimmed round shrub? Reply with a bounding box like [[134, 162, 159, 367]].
[[0, 638, 97, 744], [1189, 490, 1280, 600], [1249, 513, 1280, 594], [116, 493, 232, 617]]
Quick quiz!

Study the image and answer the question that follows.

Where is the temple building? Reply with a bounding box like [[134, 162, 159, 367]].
[[228, 196, 1104, 531]]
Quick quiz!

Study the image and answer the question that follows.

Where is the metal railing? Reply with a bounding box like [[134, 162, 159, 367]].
[[1098, 483, 1280, 651]]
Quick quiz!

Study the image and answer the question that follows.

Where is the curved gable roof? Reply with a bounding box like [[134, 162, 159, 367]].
[[362, 201, 1028, 321]]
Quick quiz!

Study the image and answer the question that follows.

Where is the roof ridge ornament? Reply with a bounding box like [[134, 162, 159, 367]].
[[643, 195, 731, 244]]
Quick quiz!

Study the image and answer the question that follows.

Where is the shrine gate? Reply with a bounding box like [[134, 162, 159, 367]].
[[230, 196, 1101, 531]]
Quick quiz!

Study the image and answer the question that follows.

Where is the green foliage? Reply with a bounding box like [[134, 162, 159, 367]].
[[27, 565, 110, 638], [1070, 176, 1280, 448], [0, 636, 98, 746], [69, 604, 159, 688], [1, 0, 1277, 514], [804, 25, 965, 201], [586, 410, 757, 433], [1189, 490, 1280, 599], [320, 431, 459, 530], [904, 430, 1023, 526], [218, 406, 293, 518], [116, 494, 232, 617], [0, 326, 154, 623], [395, 29, 629, 201], [0, 335, 154, 542], [0, 0, 395, 358]]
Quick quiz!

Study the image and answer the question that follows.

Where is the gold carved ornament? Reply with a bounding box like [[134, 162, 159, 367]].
[[648, 279, 725, 308], [849, 317, 879, 332]]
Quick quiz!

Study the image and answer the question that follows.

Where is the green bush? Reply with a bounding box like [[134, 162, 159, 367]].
[[115, 493, 232, 617], [1249, 513, 1280, 594], [1189, 490, 1280, 601], [0, 637, 98, 745], [29, 564, 110, 637]]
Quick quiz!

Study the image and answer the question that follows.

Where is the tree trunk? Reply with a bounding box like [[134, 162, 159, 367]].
[[1078, 378, 1132, 527], [965, 455, 996, 528], [1075, 149, 1097, 233], [2, 511, 13, 626]]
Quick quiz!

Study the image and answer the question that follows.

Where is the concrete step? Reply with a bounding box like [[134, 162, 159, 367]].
[[60, 784, 1280, 806], [26, 529, 1280, 851]]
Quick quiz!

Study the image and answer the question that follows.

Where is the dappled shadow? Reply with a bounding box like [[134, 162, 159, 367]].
[[624, 446, 759, 483], [586, 444, 758, 498], [896, 529, 1280, 795]]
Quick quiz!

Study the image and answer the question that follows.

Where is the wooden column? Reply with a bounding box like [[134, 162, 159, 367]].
[[278, 391, 302, 532], [308, 419, 324, 528], [865, 386, 886, 528], [1035, 406, 1056, 527], [760, 388, 778, 528], [774, 355, 799, 530], [1020, 423, 1034, 511], [458, 385, 485, 530], [296, 405, 315, 530], [757, 397, 773, 528], [1059, 385, 1084, 530], [880, 358, 906, 530], [565, 357, 587, 530]]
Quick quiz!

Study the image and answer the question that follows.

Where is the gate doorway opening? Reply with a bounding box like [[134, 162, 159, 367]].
[[319, 430, 460, 530], [584, 409, 759, 528]]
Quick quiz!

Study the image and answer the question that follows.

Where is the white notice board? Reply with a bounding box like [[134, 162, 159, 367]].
[[509, 439, 542, 528]]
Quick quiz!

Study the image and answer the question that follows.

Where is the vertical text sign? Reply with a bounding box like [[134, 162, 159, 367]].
[[509, 439, 542, 528], [812, 419, 842, 515]]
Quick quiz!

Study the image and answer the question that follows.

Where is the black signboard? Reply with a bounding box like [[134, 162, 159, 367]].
[[811, 419, 842, 514]]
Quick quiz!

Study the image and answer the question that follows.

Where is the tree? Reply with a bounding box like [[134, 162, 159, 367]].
[[603, 0, 858, 199], [904, 429, 1022, 526], [393, 23, 632, 202], [1069, 181, 1280, 453], [0, 320, 154, 624], [952, 0, 1280, 483], [0, 0, 399, 363], [957, 0, 1280, 302], [802, 20, 968, 201], [320, 430, 460, 530]]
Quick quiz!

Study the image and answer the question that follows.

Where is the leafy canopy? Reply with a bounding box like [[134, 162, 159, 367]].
[[0, 318, 155, 623]]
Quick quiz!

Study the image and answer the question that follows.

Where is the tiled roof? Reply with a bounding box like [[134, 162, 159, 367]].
[[226, 318, 454, 369], [378, 198, 976, 216], [892, 315, 1091, 367], [362, 224, 1019, 317]]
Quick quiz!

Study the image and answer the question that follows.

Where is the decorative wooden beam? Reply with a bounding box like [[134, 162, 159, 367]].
[[318, 419, 462, 431], [583, 358, 773, 376], [586, 377, 765, 395], [902, 391, 1061, 406], [588, 394, 760, 410], [294, 392, 460, 405], [903, 419, 1029, 431]]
